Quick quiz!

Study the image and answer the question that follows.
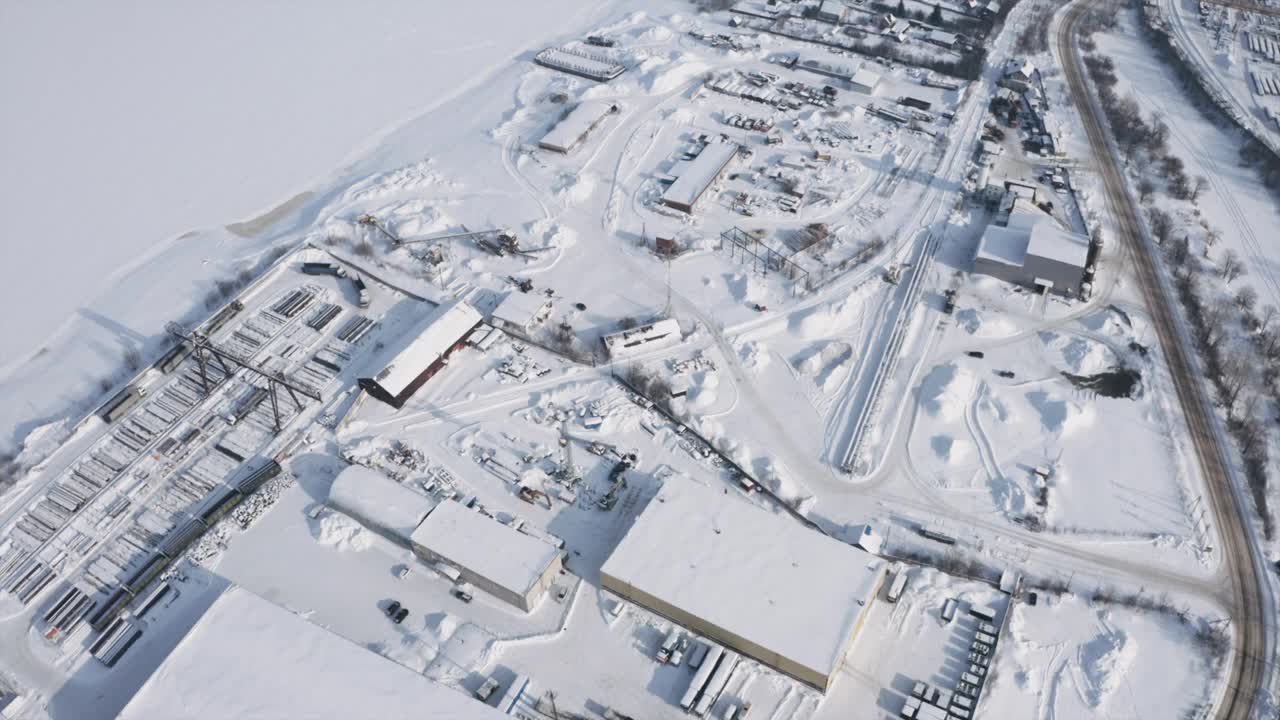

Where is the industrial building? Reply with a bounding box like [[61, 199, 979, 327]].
[[534, 47, 626, 82], [490, 292, 554, 334], [358, 299, 482, 408], [538, 101, 618, 154], [972, 198, 1090, 296], [661, 141, 739, 213], [814, 0, 848, 24], [600, 317, 682, 359], [410, 500, 563, 612], [849, 66, 883, 95], [600, 481, 887, 691], [327, 465, 438, 547], [118, 586, 507, 720]]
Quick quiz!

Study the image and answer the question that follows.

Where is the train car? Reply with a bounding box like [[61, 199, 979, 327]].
[[153, 342, 191, 374], [235, 460, 281, 496], [202, 300, 244, 336], [97, 386, 144, 424]]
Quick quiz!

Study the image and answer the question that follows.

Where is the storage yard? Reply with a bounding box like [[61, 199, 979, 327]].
[[0, 0, 1272, 719]]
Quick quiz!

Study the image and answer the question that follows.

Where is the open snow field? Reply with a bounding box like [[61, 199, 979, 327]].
[[0, 0, 625, 450]]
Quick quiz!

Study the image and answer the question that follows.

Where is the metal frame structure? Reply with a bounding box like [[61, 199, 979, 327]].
[[164, 322, 321, 432], [720, 226, 811, 287]]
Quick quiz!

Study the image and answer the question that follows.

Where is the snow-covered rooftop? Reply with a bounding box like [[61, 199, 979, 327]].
[[538, 101, 614, 153], [600, 317, 682, 358], [661, 141, 738, 211], [410, 500, 561, 597], [600, 480, 886, 689], [1028, 221, 1090, 268], [366, 299, 481, 398], [851, 66, 883, 91], [491, 291, 553, 330], [975, 225, 1029, 267], [328, 464, 437, 544], [118, 586, 505, 720]]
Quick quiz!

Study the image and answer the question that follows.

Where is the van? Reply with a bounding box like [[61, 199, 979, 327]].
[[969, 604, 997, 622], [975, 631, 997, 646], [474, 677, 500, 702], [961, 672, 982, 686]]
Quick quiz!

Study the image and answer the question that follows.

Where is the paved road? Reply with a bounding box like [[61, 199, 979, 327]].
[[1056, 1, 1272, 717]]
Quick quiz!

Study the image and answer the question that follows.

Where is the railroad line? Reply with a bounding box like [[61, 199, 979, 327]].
[[1056, 1, 1270, 717]]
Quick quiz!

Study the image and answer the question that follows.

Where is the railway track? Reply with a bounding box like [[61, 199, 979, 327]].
[[1056, 1, 1270, 717]]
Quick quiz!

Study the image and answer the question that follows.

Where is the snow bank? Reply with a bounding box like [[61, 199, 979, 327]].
[[1077, 623, 1135, 708], [554, 172, 598, 207], [930, 434, 970, 464], [957, 307, 1017, 338], [1026, 389, 1094, 437], [919, 363, 976, 424], [1039, 331, 1115, 375], [313, 512, 374, 552]]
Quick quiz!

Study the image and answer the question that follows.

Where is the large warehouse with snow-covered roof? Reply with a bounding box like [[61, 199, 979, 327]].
[[119, 586, 506, 720], [600, 481, 887, 691], [358, 299, 482, 408], [327, 464, 438, 546]]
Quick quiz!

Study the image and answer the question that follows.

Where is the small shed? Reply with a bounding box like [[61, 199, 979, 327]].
[[491, 292, 553, 334]]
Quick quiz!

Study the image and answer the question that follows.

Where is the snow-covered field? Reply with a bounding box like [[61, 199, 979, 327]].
[[0, 0, 1263, 718], [0, 0, 620, 450]]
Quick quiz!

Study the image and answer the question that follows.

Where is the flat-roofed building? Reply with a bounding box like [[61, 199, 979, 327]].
[[661, 141, 739, 213], [491, 292, 554, 334], [539, 101, 618, 154], [358, 299, 482, 408], [973, 204, 1090, 296], [327, 465, 438, 547], [600, 481, 887, 691], [600, 317, 682, 359], [118, 586, 506, 720], [410, 500, 563, 612]]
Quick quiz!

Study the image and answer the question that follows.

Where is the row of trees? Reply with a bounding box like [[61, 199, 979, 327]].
[[1082, 22, 1275, 537]]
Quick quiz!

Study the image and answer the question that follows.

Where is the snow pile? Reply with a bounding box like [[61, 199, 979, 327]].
[[930, 434, 970, 464], [523, 219, 578, 251], [1027, 389, 1094, 437], [11, 418, 73, 473], [633, 52, 710, 94], [737, 340, 771, 374], [790, 290, 867, 339], [956, 307, 1017, 338], [725, 272, 768, 306], [919, 363, 976, 423], [688, 370, 720, 410], [313, 512, 373, 552], [1077, 623, 1135, 708], [343, 159, 443, 204], [553, 171, 597, 207], [1040, 332, 1115, 374]]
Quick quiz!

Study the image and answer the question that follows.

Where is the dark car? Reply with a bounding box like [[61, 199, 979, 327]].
[[385, 600, 401, 617], [393, 607, 409, 624]]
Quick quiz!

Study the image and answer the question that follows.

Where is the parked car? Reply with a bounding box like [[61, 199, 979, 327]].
[[393, 607, 409, 624], [452, 586, 474, 603], [385, 600, 401, 617]]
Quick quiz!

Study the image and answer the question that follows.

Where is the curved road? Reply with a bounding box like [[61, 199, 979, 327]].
[[1056, 1, 1272, 717]]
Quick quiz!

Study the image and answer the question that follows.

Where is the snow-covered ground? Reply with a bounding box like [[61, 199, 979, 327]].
[[0, 0, 1256, 718], [0, 0, 624, 450]]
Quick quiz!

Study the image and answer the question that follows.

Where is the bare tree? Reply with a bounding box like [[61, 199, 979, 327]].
[[1191, 175, 1209, 204], [1221, 350, 1255, 418], [1235, 285, 1259, 313], [1204, 296, 1236, 350], [1203, 228, 1221, 256], [1137, 178, 1157, 203], [1148, 207, 1173, 245], [1220, 249, 1247, 285], [1259, 305, 1279, 336]]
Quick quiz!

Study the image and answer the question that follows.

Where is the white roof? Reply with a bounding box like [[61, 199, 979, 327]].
[[370, 299, 481, 397], [539, 101, 613, 152], [410, 500, 560, 596], [601, 317, 682, 357], [328, 464, 437, 542], [851, 67, 882, 90], [929, 29, 958, 44], [1027, 221, 1090, 268], [491, 291, 552, 328], [601, 481, 886, 684], [662, 141, 738, 209], [119, 586, 504, 720], [975, 225, 1030, 267]]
